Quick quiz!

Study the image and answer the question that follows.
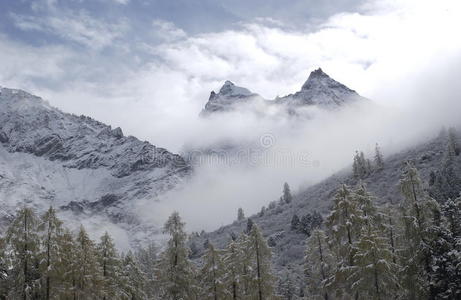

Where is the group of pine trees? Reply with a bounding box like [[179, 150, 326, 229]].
[[353, 143, 384, 179], [0, 208, 276, 299], [0, 206, 147, 299], [305, 162, 461, 299]]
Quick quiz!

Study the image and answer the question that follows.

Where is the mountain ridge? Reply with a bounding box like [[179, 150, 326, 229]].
[[201, 68, 368, 115]]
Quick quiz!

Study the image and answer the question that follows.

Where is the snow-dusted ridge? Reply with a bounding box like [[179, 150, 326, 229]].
[[201, 68, 368, 115], [0, 87, 190, 246]]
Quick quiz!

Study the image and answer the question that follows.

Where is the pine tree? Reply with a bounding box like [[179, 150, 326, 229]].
[[121, 251, 148, 300], [135, 242, 159, 298], [199, 243, 227, 300], [427, 204, 461, 299], [283, 182, 292, 204], [223, 237, 246, 300], [374, 143, 384, 170], [57, 229, 79, 300], [399, 162, 438, 300], [157, 212, 196, 300], [5, 207, 41, 300], [37, 206, 64, 300], [278, 272, 294, 300], [0, 235, 8, 298], [325, 185, 363, 298], [246, 224, 274, 300], [75, 225, 102, 299], [290, 214, 300, 231], [237, 208, 245, 221], [349, 225, 400, 300], [305, 229, 333, 300], [448, 127, 460, 156], [97, 231, 122, 300]]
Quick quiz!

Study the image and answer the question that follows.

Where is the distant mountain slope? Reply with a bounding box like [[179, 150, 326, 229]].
[[201, 68, 367, 115], [0, 87, 190, 245], [194, 130, 460, 281]]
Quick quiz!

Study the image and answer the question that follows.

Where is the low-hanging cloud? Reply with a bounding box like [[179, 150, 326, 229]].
[[1, 0, 461, 234]]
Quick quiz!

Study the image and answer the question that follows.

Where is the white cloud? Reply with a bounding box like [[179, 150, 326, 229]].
[[2, 0, 461, 231]]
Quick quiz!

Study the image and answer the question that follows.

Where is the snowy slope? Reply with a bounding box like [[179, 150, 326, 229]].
[[0, 87, 190, 246], [192, 130, 460, 283]]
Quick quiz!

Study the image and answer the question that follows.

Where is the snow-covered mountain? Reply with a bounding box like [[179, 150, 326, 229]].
[[275, 68, 367, 107], [0, 87, 190, 245], [201, 80, 265, 115], [201, 68, 367, 115]]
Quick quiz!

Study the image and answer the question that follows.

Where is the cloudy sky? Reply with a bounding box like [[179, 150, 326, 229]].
[[1, 0, 459, 152], [2, 0, 461, 231]]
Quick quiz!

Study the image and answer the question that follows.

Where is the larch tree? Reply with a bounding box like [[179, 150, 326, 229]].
[[237, 208, 245, 221], [305, 229, 333, 300], [57, 229, 79, 300], [135, 242, 159, 298], [374, 143, 384, 170], [325, 184, 363, 299], [246, 224, 274, 300], [37, 206, 64, 300], [199, 243, 227, 300], [399, 162, 439, 300], [97, 231, 123, 300], [283, 182, 292, 204], [157, 211, 196, 300], [5, 206, 41, 300], [223, 235, 248, 299], [75, 225, 102, 299], [121, 251, 148, 300]]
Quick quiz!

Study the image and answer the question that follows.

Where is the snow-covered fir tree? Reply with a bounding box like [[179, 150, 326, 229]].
[[37, 206, 64, 300], [374, 143, 384, 170], [157, 211, 197, 300], [97, 231, 123, 299], [75, 225, 102, 299], [305, 229, 333, 300], [121, 251, 148, 300], [4, 207, 41, 299], [283, 182, 293, 204], [199, 243, 227, 300]]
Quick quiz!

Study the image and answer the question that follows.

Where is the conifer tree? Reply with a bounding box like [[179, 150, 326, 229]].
[[374, 143, 384, 170], [399, 162, 438, 300], [135, 242, 159, 298], [157, 212, 196, 300], [325, 185, 363, 298], [97, 231, 122, 300], [349, 225, 399, 300], [290, 214, 300, 231], [0, 235, 8, 298], [57, 229, 79, 300], [448, 127, 460, 156], [37, 206, 64, 300], [237, 208, 245, 221], [121, 251, 148, 300], [223, 237, 246, 300], [5, 207, 41, 300], [305, 229, 333, 300], [246, 224, 274, 300], [75, 225, 102, 299], [283, 182, 292, 204], [199, 243, 227, 300]]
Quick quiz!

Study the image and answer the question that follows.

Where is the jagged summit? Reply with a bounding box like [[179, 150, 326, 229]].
[[219, 80, 253, 97], [201, 68, 367, 115], [301, 68, 331, 90], [278, 68, 366, 107], [201, 80, 263, 115]]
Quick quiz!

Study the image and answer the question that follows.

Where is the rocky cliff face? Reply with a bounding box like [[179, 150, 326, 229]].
[[0, 87, 190, 246]]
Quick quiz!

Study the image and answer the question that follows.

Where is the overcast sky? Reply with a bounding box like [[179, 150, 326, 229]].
[[2, 0, 461, 232], [1, 0, 460, 151]]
